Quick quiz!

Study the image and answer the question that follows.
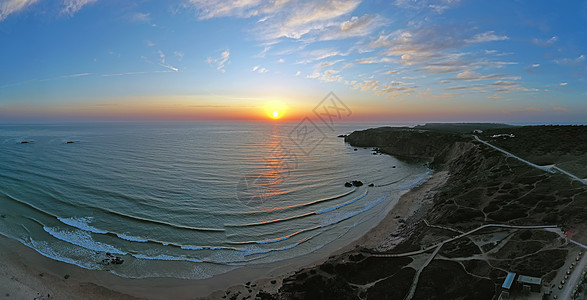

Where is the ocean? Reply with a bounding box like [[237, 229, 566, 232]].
[[0, 122, 429, 279]]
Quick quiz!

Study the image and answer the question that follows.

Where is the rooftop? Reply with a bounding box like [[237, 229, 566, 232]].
[[517, 275, 541, 285], [502, 272, 516, 289]]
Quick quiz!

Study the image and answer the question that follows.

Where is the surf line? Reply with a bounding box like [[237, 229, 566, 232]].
[[225, 191, 368, 227]]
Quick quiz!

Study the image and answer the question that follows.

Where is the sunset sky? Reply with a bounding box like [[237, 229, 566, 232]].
[[1, 0, 585, 123]]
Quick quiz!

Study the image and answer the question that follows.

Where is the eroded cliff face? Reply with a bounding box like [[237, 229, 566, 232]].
[[344, 127, 466, 167]]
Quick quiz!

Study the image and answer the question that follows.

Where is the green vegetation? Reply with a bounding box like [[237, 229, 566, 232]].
[[414, 123, 516, 134], [480, 125, 587, 177]]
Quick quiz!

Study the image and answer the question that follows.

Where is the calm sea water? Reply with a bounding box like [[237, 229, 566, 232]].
[[0, 122, 428, 279]]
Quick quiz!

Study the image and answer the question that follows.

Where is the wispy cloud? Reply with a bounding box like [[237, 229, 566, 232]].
[[351, 79, 417, 97], [61, 0, 97, 16], [251, 65, 268, 73], [186, 0, 369, 41], [316, 14, 387, 41], [554, 54, 585, 66], [465, 31, 508, 43], [174, 51, 184, 61], [159, 63, 179, 72], [0, 0, 38, 21], [258, 0, 362, 40], [297, 48, 346, 64], [206, 49, 230, 73], [532, 36, 557, 46], [129, 12, 151, 23], [393, 0, 461, 14], [451, 71, 520, 81], [187, 0, 262, 20]]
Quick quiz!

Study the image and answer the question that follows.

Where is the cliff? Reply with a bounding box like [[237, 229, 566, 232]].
[[344, 127, 466, 167]]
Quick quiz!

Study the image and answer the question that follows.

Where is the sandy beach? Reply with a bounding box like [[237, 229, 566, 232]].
[[0, 171, 449, 300]]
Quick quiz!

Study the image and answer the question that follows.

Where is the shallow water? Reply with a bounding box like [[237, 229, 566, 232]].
[[0, 122, 428, 279]]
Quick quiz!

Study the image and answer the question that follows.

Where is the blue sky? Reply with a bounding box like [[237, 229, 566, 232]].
[[0, 0, 585, 122]]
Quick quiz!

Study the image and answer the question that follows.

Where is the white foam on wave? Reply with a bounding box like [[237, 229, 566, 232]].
[[180, 245, 203, 250], [320, 195, 387, 227], [21, 238, 101, 270], [316, 191, 368, 214], [116, 234, 148, 243], [58, 217, 107, 234], [43, 226, 126, 255], [133, 253, 203, 263]]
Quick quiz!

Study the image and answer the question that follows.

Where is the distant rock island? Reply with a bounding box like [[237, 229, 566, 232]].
[[238, 123, 586, 300]]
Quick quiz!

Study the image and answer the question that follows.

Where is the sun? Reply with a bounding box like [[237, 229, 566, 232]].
[[263, 100, 287, 120]]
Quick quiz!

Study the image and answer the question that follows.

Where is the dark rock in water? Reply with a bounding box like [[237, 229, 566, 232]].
[[368, 183, 374, 187], [20, 141, 29, 144], [66, 141, 75, 144], [271, 280, 277, 284], [354, 148, 358, 151], [337, 134, 347, 138], [371, 152, 377, 155], [101, 253, 124, 265], [64, 274, 70, 279], [392, 165, 396, 168], [352, 180, 363, 187], [344, 182, 353, 187], [112, 257, 124, 264]]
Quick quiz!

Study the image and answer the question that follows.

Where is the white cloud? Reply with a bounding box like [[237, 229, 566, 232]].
[[453, 71, 520, 81], [298, 48, 346, 64], [295, 71, 301, 76], [252, 65, 269, 73], [158, 50, 166, 63], [206, 49, 230, 72], [316, 59, 344, 69], [187, 0, 365, 41], [466, 31, 508, 43], [560, 82, 568, 86], [351, 79, 416, 97], [532, 36, 557, 46], [355, 56, 392, 64], [174, 51, 184, 61], [129, 12, 151, 23], [554, 54, 585, 66], [394, 0, 461, 14], [531, 63, 540, 68], [159, 63, 179, 72], [188, 0, 262, 20], [0, 0, 38, 21], [261, 0, 362, 40], [317, 14, 386, 41], [61, 0, 98, 16]]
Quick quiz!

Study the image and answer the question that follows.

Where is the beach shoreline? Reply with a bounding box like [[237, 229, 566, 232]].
[[0, 170, 448, 300]]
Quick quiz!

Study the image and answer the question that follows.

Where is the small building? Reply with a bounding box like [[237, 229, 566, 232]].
[[517, 275, 542, 293], [502, 272, 516, 290]]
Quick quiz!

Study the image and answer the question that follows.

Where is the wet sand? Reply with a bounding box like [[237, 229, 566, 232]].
[[0, 171, 449, 300]]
